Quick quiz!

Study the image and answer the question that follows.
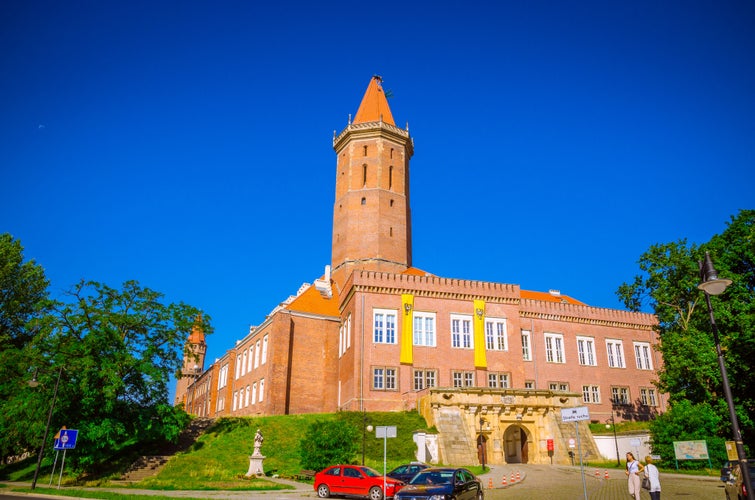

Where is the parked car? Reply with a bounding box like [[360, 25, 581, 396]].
[[723, 461, 755, 500], [314, 464, 404, 500], [394, 467, 483, 500], [386, 462, 430, 483]]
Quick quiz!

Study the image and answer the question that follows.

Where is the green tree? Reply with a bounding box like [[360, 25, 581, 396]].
[[37, 279, 212, 470], [617, 209, 755, 462], [0, 234, 52, 462], [299, 419, 359, 471]]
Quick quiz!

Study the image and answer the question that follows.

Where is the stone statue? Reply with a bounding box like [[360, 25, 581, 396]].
[[246, 428, 265, 477]]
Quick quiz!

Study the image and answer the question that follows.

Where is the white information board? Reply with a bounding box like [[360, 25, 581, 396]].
[[561, 406, 590, 422]]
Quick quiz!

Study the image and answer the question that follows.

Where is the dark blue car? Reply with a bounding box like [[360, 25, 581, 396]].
[[394, 467, 483, 500]]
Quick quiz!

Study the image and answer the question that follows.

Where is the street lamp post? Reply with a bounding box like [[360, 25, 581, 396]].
[[29, 365, 63, 490], [698, 252, 754, 500], [361, 413, 373, 466], [607, 413, 620, 466]]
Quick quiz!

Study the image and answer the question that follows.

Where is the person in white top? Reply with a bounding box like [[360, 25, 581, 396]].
[[625, 452, 645, 500], [644, 455, 661, 499]]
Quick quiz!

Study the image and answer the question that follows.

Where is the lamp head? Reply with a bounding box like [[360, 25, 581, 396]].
[[698, 251, 732, 296]]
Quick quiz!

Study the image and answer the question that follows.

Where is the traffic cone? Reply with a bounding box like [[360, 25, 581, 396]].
[[595, 469, 599, 478], [510, 472, 515, 482], [502, 475, 507, 486], [488, 478, 493, 489], [516, 470, 521, 481], [604, 470, 609, 479]]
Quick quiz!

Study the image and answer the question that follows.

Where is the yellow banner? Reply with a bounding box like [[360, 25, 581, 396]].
[[400, 294, 414, 364], [473, 299, 487, 368]]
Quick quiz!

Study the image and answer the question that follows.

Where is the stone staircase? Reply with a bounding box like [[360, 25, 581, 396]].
[[434, 407, 477, 465], [116, 417, 215, 483], [555, 418, 602, 462]]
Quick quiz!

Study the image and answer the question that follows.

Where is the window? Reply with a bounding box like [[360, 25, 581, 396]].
[[235, 354, 241, 379], [218, 364, 229, 389], [245, 385, 250, 406], [254, 340, 260, 368], [488, 372, 510, 388], [582, 385, 601, 403], [606, 340, 625, 368], [634, 342, 653, 370], [413, 369, 437, 391], [544, 333, 565, 363], [252, 382, 257, 404], [247, 346, 253, 372], [611, 386, 630, 405], [521, 330, 532, 361], [451, 314, 473, 349], [640, 387, 657, 406], [452, 370, 474, 388], [362, 164, 367, 184], [576, 336, 596, 366], [261, 335, 268, 364], [413, 312, 436, 346], [485, 318, 508, 351], [233, 391, 238, 411], [339, 315, 352, 356], [524, 380, 535, 389], [373, 309, 397, 344], [242, 350, 248, 376], [389, 165, 393, 189], [363, 146, 368, 156], [549, 382, 569, 391], [259, 379, 265, 402], [373, 367, 397, 390]]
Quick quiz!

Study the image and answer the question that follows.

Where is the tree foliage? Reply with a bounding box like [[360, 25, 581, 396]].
[[299, 418, 359, 471], [617, 209, 755, 461], [0, 234, 52, 461], [0, 234, 212, 472]]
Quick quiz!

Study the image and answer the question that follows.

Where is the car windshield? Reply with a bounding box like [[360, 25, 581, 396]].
[[411, 470, 453, 485], [360, 467, 381, 477]]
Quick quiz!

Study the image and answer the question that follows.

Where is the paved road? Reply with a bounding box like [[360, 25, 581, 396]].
[[1, 464, 725, 499]]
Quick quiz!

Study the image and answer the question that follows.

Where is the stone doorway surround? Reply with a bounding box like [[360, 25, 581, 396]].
[[419, 387, 601, 465]]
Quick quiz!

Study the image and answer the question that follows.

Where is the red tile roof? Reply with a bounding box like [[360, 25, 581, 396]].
[[520, 289, 585, 305], [286, 282, 340, 317], [353, 75, 395, 125]]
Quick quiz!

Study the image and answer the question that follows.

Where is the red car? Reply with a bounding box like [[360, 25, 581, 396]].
[[314, 464, 404, 500]]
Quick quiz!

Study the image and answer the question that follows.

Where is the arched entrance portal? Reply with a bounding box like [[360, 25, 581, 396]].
[[503, 425, 529, 464]]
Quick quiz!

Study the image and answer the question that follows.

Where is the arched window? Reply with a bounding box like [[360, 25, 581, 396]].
[[361, 197, 366, 205]]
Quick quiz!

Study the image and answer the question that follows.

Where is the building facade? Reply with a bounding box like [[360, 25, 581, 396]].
[[175, 76, 662, 465]]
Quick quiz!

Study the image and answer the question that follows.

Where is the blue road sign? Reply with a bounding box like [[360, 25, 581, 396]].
[[53, 429, 78, 450]]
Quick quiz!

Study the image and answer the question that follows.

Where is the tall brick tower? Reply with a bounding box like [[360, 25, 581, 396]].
[[331, 76, 414, 290], [173, 320, 206, 407]]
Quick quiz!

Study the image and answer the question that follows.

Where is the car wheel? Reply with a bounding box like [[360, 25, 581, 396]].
[[369, 486, 384, 500], [317, 484, 331, 498]]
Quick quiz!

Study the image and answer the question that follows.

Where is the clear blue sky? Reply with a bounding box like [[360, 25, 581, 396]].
[[3, 2, 754, 382]]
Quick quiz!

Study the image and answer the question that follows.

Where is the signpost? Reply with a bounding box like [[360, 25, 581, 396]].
[[375, 426, 396, 496], [561, 407, 590, 500], [50, 428, 78, 488]]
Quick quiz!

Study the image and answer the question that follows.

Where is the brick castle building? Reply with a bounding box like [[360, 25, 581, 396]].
[[174, 76, 662, 465]]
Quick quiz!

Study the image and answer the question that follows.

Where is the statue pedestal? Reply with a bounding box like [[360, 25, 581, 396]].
[[245, 450, 265, 477]]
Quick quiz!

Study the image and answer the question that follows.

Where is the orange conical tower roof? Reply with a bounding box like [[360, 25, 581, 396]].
[[353, 75, 395, 125]]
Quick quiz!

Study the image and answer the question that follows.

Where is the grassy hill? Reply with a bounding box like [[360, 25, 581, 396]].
[[0, 411, 433, 490], [134, 411, 433, 490]]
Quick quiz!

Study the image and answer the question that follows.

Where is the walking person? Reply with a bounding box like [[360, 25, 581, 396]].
[[625, 452, 644, 500], [644, 455, 661, 500]]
